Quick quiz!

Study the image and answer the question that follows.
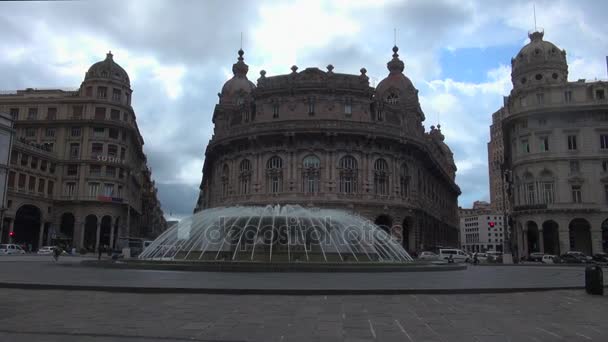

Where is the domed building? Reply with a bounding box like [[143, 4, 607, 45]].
[[194, 46, 461, 253], [489, 30, 608, 258], [0, 52, 167, 251]]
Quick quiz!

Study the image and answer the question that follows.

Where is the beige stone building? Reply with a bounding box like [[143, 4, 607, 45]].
[[194, 47, 461, 253], [490, 30, 608, 258], [0, 52, 167, 251], [459, 201, 506, 253]]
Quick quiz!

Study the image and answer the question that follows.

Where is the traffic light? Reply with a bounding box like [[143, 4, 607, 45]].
[[8, 231, 14, 237], [488, 221, 495, 228]]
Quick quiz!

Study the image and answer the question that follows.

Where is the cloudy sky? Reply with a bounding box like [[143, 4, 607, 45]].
[[1, 0, 607, 219]]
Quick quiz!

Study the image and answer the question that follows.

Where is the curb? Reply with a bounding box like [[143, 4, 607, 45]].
[[0, 282, 599, 295]]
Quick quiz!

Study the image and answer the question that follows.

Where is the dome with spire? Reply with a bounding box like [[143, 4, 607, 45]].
[[220, 49, 256, 103], [84, 51, 130, 87], [375, 46, 417, 104], [511, 30, 568, 90]]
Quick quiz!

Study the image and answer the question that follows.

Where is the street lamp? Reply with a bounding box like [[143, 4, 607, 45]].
[[501, 163, 514, 263]]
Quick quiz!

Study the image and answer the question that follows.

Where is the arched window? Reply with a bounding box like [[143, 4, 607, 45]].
[[524, 172, 535, 205], [302, 155, 321, 193], [221, 164, 230, 197], [239, 159, 252, 195], [266, 156, 283, 193], [539, 170, 554, 204], [386, 93, 399, 104], [339, 156, 357, 194], [399, 163, 409, 198], [374, 158, 389, 196]]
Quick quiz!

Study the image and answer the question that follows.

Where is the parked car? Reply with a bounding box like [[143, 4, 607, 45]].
[[592, 253, 608, 263], [438, 249, 470, 263], [418, 251, 439, 261], [486, 251, 503, 263], [37, 246, 56, 255], [0, 244, 26, 255], [564, 251, 590, 263], [472, 252, 488, 263], [529, 252, 544, 262], [559, 253, 584, 264], [541, 254, 557, 264]]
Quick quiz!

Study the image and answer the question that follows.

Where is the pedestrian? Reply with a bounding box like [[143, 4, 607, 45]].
[[98, 245, 103, 260], [52, 246, 61, 262]]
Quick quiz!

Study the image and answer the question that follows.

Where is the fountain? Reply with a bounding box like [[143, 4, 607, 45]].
[[139, 205, 413, 264]]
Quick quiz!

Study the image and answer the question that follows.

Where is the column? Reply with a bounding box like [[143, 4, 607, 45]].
[[79, 222, 85, 249], [109, 223, 115, 250], [95, 222, 101, 252], [38, 222, 45, 250], [538, 229, 544, 253], [558, 229, 570, 255], [522, 226, 528, 257], [591, 229, 602, 255]]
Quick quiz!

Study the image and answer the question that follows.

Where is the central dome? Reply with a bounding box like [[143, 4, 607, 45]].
[[140, 205, 413, 263]]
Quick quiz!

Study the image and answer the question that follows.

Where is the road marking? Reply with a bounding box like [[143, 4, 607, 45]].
[[431, 296, 441, 304], [368, 319, 376, 339], [587, 326, 601, 333], [575, 333, 592, 340], [394, 319, 414, 342], [536, 327, 562, 339]]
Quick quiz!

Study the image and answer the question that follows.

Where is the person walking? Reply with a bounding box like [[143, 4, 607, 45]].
[[52, 246, 61, 262], [98, 245, 104, 260]]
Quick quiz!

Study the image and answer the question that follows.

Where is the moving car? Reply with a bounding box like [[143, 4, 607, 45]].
[[528, 252, 544, 262], [0, 244, 26, 255], [438, 249, 470, 263], [541, 254, 557, 264], [472, 252, 488, 263], [563, 251, 590, 263], [37, 246, 56, 255], [592, 253, 608, 263], [558, 253, 584, 264], [418, 251, 439, 261]]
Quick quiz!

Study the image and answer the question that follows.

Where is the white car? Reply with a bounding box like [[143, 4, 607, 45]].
[[542, 254, 557, 264], [438, 249, 470, 263], [37, 246, 56, 255], [418, 251, 439, 261], [472, 252, 488, 263], [0, 244, 26, 255]]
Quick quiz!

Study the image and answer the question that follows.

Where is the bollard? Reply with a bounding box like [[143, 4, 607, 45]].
[[585, 265, 604, 295]]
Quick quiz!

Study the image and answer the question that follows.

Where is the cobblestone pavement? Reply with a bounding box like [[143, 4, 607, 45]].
[[0, 289, 606, 342], [0, 256, 588, 290]]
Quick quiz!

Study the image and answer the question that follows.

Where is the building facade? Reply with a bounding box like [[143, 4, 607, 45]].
[[491, 30, 608, 258], [0, 112, 15, 229], [459, 201, 505, 253], [194, 47, 461, 253], [488, 107, 510, 214], [0, 52, 167, 251]]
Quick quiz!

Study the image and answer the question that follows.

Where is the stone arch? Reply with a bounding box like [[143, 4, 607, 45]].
[[569, 218, 592, 255], [99, 215, 113, 249], [374, 215, 392, 234], [83, 214, 98, 251], [13, 204, 42, 250], [602, 218, 608, 253], [526, 221, 540, 254], [59, 212, 75, 245], [542, 220, 560, 255]]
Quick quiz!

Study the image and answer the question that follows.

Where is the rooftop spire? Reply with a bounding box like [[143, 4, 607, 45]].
[[387, 45, 404, 74], [232, 49, 248, 77]]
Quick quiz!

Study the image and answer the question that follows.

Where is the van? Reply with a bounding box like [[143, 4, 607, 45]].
[[438, 249, 469, 263]]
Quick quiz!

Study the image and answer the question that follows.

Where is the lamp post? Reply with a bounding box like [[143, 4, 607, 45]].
[[501, 163, 514, 263]]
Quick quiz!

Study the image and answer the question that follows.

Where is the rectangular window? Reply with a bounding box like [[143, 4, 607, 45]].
[[30, 157, 38, 169], [567, 135, 577, 150], [85, 86, 93, 97], [71, 127, 81, 137], [25, 128, 36, 137], [596, 89, 605, 100], [564, 90, 572, 103], [97, 86, 107, 99], [123, 112, 128, 122], [40, 160, 47, 172], [18, 173, 26, 188], [93, 127, 105, 138], [118, 168, 124, 179], [64, 182, 76, 197], [272, 103, 279, 118], [540, 136, 549, 152], [536, 93, 544, 104], [107, 145, 118, 157], [91, 142, 103, 156], [28, 175, 36, 191], [117, 186, 123, 198], [308, 97, 315, 116], [49, 163, 55, 174], [69, 143, 80, 159], [38, 178, 45, 193], [10, 108, 19, 120], [20, 154, 28, 166], [89, 164, 101, 176], [521, 139, 530, 153], [46, 107, 57, 120], [601, 134, 608, 149], [571, 185, 582, 203], [47, 180, 54, 196], [94, 107, 106, 120], [542, 182, 554, 204], [45, 128, 55, 138], [10, 152, 18, 165], [106, 166, 116, 177], [88, 182, 100, 197], [104, 183, 114, 196], [72, 105, 83, 119], [526, 183, 535, 204], [603, 160, 608, 173], [570, 161, 580, 174], [27, 108, 38, 120], [112, 88, 121, 102], [8, 171, 15, 188], [121, 130, 126, 141], [109, 128, 119, 139], [67, 164, 78, 176], [344, 98, 352, 116], [110, 109, 120, 120], [120, 147, 126, 159]]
